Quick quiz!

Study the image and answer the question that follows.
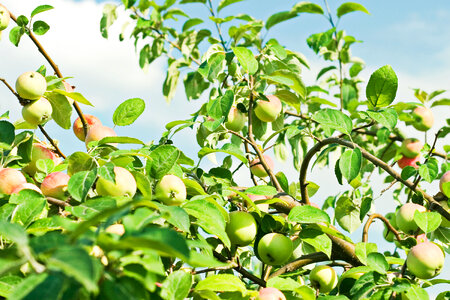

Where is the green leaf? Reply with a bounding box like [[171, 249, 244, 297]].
[[414, 211, 441, 233], [365, 108, 398, 131], [275, 90, 300, 113], [163, 60, 181, 103], [299, 228, 332, 258], [46, 91, 73, 129], [100, 4, 117, 38], [292, 2, 324, 14], [366, 65, 398, 108], [67, 170, 96, 202], [198, 143, 247, 164], [244, 185, 278, 196], [402, 284, 429, 300], [0, 120, 15, 149], [31, 5, 54, 18], [182, 18, 204, 31], [51, 89, 93, 106], [184, 71, 210, 100], [0, 275, 22, 298], [47, 246, 101, 293], [0, 221, 28, 247], [67, 152, 96, 176], [7, 274, 48, 300], [339, 148, 362, 182], [218, 0, 243, 12], [98, 136, 144, 145], [147, 145, 180, 179], [288, 206, 331, 224], [265, 11, 297, 30], [316, 66, 336, 80], [66, 198, 116, 220], [231, 47, 258, 74], [9, 190, 47, 227], [262, 70, 306, 99], [208, 90, 234, 121], [113, 98, 146, 126], [418, 158, 439, 183], [32, 21, 50, 35], [335, 196, 361, 233], [366, 252, 388, 274], [195, 274, 246, 294], [431, 98, 450, 108], [355, 242, 377, 265], [156, 204, 191, 232], [337, 2, 370, 18], [9, 26, 25, 47], [161, 270, 193, 300], [266, 39, 287, 60], [313, 108, 353, 136]]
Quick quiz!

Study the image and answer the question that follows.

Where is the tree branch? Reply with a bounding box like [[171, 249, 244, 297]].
[[362, 213, 402, 243]]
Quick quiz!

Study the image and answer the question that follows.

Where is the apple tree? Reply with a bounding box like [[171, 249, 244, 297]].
[[0, 1, 449, 299]]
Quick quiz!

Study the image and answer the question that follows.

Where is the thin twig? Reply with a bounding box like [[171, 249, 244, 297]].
[[362, 213, 402, 243], [38, 125, 66, 159]]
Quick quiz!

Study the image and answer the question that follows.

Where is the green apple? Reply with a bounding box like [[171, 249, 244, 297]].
[[401, 138, 423, 158], [0, 5, 10, 30], [73, 114, 102, 141], [11, 183, 42, 194], [0, 168, 27, 195], [226, 211, 257, 246], [439, 200, 450, 227], [41, 172, 70, 199], [23, 143, 62, 176], [406, 241, 445, 279], [85, 125, 117, 147], [256, 287, 286, 300], [257, 232, 293, 266], [397, 155, 420, 169], [15, 71, 47, 100], [412, 106, 434, 131], [254, 95, 282, 122], [225, 106, 246, 132], [439, 170, 450, 198], [309, 265, 338, 293], [22, 98, 53, 126], [396, 203, 426, 234], [383, 212, 398, 242], [96, 166, 137, 197], [250, 155, 274, 178], [154, 174, 187, 205]]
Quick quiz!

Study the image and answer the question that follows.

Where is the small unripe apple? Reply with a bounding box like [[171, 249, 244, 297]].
[[155, 174, 187, 205], [23, 143, 62, 176], [11, 183, 42, 194], [0, 168, 27, 194], [439, 170, 450, 198], [106, 224, 125, 236], [439, 200, 450, 227], [0, 5, 10, 30], [250, 155, 274, 178], [225, 106, 246, 132], [96, 166, 137, 197], [41, 172, 70, 199], [309, 265, 338, 293], [256, 287, 286, 300], [383, 212, 398, 242], [406, 241, 444, 279], [22, 98, 53, 126], [254, 95, 282, 122], [73, 114, 102, 141], [397, 155, 420, 169], [396, 203, 427, 234], [412, 106, 434, 131], [257, 232, 293, 266], [225, 211, 258, 246], [15, 71, 47, 100], [401, 138, 423, 158], [85, 125, 117, 147]]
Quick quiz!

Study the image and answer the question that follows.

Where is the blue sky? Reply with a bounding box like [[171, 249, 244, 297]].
[[0, 0, 449, 295]]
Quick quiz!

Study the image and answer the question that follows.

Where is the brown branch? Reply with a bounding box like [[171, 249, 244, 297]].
[[362, 213, 401, 243], [269, 252, 329, 279], [38, 125, 66, 159], [47, 196, 70, 207], [298, 137, 450, 221], [7, 8, 89, 137], [192, 263, 237, 275]]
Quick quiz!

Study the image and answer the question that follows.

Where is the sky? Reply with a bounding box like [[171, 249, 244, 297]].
[[0, 0, 449, 295]]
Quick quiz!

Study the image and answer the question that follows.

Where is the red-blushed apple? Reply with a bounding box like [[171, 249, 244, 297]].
[[15, 71, 47, 100], [254, 95, 282, 122], [383, 212, 398, 243], [41, 172, 70, 199], [154, 174, 187, 205], [439, 200, 450, 227], [397, 155, 420, 169], [0, 168, 27, 194], [396, 203, 427, 234], [401, 138, 423, 158], [73, 114, 102, 141], [0, 5, 10, 30], [309, 265, 338, 293], [96, 166, 137, 197], [225, 106, 246, 132], [256, 287, 286, 300], [250, 155, 274, 178], [85, 125, 117, 147], [22, 98, 53, 126], [11, 183, 42, 194], [248, 194, 269, 212], [106, 224, 125, 236], [439, 170, 450, 198], [257, 232, 293, 266], [412, 106, 434, 131], [406, 241, 445, 279], [23, 143, 62, 176], [225, 211, 258, 246]]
